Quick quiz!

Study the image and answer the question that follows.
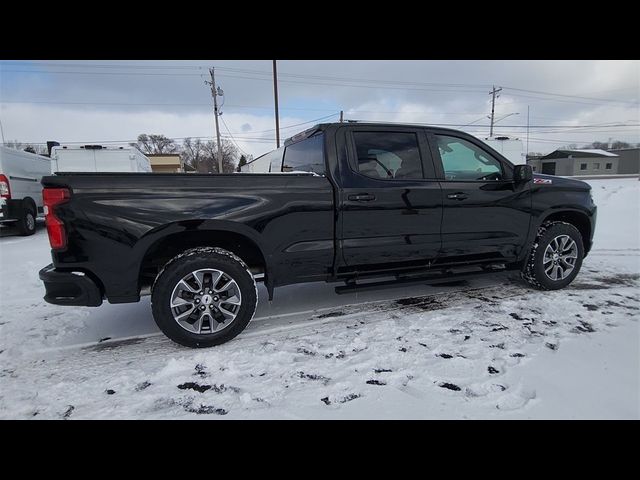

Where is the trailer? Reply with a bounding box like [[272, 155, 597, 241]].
[[50, 145, 151, 173]]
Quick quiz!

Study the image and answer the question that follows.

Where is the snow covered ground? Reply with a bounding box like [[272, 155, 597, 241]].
[[0, 178, 638, 419]]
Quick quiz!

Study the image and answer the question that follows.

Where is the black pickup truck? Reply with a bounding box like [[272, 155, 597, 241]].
[[39, 122, 597, 347]]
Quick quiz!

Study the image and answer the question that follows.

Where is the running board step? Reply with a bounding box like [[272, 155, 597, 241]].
[[334, 269, 495, 295]]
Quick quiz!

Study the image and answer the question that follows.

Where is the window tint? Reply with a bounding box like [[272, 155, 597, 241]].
[[353, 132, 423, 180], [435, 135, 503, 181], [281, 134, 325, 174]]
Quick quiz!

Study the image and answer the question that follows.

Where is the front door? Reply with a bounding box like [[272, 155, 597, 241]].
[[428, 132, 532, 264], [339, 127, 442, 272]]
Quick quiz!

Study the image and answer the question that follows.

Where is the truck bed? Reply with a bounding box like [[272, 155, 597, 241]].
[[42, 172, 336, 302]]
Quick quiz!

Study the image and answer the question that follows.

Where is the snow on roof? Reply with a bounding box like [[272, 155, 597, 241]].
[[564, 149, 619, 157]]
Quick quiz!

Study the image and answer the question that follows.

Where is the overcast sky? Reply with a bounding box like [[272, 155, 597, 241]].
[[0, 60, 638, 158]]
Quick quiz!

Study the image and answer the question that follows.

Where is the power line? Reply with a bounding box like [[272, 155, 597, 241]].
[[228, 113, 339, 136], [3, 62, 637, 105], [220, 116, 249, 156], [0, 69, 204, 77], [0, 69, 492, 94], [502, 86, 638, 105], [0, 100, 494, 116], [499, 91, 639, 107], [0, 61, 493, 88], [0, 99, 343, 113]]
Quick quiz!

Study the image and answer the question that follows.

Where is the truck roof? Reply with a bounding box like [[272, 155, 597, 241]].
[[284, 121, 475, 145]]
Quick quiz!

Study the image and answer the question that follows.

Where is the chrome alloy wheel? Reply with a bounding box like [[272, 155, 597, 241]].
[[169, 269, 242, 334], [543, 234, 578, 281]]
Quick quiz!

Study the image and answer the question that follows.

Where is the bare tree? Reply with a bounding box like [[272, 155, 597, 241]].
[[181, 138, 238, 173], [202, 140, 238, 173], [180, 138, 206, 171], [5, 140, 24, 150], [611, 141, 630, 150], [4, 140, 47, 155], [132, 134, 177, 154]]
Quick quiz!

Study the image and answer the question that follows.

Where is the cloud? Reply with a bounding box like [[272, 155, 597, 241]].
[[0, 103, 314, 157], [1, 60, 638, 156]]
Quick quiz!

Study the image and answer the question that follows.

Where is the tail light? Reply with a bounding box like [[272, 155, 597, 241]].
[[0, 174, 10, 199], [43, 188, 70, 250]]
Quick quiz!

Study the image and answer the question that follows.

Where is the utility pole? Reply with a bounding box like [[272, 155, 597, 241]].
[[0, 118, 5, 144], [526, 105, 530, 161], [206, 67, 224, 173], [489, 85, 502, 138], [272, 60, 280, 148]]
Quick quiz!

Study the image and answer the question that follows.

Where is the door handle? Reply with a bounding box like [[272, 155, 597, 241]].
[[447, 192, 469, 200], [348, 193, 376, 202]]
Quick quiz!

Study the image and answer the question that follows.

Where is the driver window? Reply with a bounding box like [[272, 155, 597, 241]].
[[353, 131, 423, 180], [435, 135, 503, 181]]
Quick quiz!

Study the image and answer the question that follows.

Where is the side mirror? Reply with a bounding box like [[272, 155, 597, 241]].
[[514, 164, 533, 183]]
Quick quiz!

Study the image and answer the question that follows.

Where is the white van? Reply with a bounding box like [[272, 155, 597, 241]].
[[50, 145, 152, 173], [0, 146, 52, 235]]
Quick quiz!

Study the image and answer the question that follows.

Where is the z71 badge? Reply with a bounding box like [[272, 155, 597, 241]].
[[533, 178, 553, 184]]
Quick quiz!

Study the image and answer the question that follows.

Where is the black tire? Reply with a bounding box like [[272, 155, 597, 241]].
[[151, 247, 258, 348], [521, 221, 584, 290], [17, 203, 36, 236]]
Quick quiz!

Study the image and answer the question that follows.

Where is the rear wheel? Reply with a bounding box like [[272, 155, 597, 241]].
[[17, 204, 36, 236], [521, 221, 584, 290], [151, 247, 258, 348]]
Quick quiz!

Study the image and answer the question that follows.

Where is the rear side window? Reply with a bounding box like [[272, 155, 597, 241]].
[[281, 134, 325, 175], [352, 131, 423, 180]]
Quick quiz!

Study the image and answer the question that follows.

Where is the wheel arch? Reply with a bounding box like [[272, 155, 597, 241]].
[[22, 196, 37, 213], [137, 220, 271, 298], [538, 209, 592, 254]]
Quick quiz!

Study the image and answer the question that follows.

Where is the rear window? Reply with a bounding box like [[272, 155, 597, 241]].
[[281, 134, 325, 175]]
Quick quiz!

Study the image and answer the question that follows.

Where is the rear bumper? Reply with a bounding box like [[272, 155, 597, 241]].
[[39, 264, 103, 307], [0, 198, 20, 223]]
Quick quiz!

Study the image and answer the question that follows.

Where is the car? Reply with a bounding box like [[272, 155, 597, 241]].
[[38, 122, 597, 348]]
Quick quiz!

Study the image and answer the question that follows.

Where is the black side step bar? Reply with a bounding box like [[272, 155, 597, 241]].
[[334, 268, 503, 295]]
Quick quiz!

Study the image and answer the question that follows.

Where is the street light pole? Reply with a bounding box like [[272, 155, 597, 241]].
[[491, 112, 519, 129]]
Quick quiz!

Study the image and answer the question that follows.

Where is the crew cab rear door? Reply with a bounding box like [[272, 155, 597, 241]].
[[426, 130, 532, 264], [338, 126, 442, 271]]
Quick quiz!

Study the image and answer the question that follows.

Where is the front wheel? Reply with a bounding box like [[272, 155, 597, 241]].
[[521, 221, 584, 290], [151, 247, 258, 348]]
